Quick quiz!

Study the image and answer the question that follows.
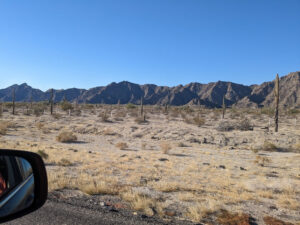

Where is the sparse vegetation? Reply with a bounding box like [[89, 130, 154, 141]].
[[56, 131, 77, 143], [0, 123, 7, 135], [160, 142, 171, 154], [126, 103, 136, 109], [37, 150, 49, 160], [216, 121, 235, 131], [115, 142, 128, 150], [0, 105, 299, 224], [262, 141, 279, 152]]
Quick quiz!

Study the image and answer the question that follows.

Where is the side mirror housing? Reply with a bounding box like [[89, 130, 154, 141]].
[[0, 149, 48, 223]]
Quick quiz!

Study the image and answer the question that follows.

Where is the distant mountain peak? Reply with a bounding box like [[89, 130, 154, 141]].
[[1, 71, 299, 107]]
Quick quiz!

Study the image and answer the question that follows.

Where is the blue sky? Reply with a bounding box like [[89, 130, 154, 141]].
[[0, 0, 299, 90]]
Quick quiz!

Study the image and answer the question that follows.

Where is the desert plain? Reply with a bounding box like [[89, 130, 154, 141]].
[[0, 103, 299, 225]]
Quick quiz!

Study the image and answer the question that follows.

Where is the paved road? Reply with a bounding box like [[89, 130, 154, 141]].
[[5, 199, 197, 225]]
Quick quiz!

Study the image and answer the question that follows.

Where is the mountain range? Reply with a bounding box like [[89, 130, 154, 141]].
[[0, 71, 299, 108]]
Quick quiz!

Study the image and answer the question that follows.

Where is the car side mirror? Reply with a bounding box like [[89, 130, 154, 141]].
[[0, 149, 48, 223]]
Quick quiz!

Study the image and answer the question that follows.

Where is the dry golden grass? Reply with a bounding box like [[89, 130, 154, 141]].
[[262, 141, 279, 152], [1, 107, 300, 224], [0, 123, 7, 135], [56, 131, 77, 143], [160, 142, 171, 154], [115, 142, 128, 150]]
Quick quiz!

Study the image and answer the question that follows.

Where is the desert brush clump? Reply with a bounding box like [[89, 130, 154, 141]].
[[37, 150, 49, 160], [235, 118, 253, 131], [115, 142, 128, 150], [60, 100, 73, 112], [254, 155, 271, 166], [99, 111, 110, 122], [262, 141, 279, 152], [56, 131, 77, 143], [160, 142, 171, 154], [0, 123, 7, 135], [216, 121, 235, 132]]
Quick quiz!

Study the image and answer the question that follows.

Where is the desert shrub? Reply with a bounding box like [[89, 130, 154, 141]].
[[0, 105, 3, 117], [160, 142, 171, 154], [260, 107, 274, 116], [99, 111, 110, 122], [23, 109, 32, 116], [216, 121, 235, 132], [255, 155, 271, 166], [102, 128, 117, 136], [181, 105, 194, 113], [115, 110, 127, 118], [33, 105, 44, 117], [0, 124, 7, 135], [126, 103, 136, 109], [58, 158, 72, 166], [52, 113, 62, 119], [292, 142, 300, 153], [128, 110, 138, 117], [262, 141, 278, 152], [178, 142, 188, 147], [134, 115, 148, 124], [61, 101, 73, 111], [170, 109, 180, 118], [193, 115, 205, 127], [115, 142, 128, 150], [37, 150, 49, 160], [36, 122, 44, 130], [235, 118, 253, 131], [56, 131, 77, 143], [72, 108, 81, 116]]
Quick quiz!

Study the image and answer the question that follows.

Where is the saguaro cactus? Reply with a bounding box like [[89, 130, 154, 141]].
[[140, 97, 144, 117], [274, 74, 279, 132], [50, 89, 54, 115], [12, 88, 15, 115], [222, 95, 226, 119]]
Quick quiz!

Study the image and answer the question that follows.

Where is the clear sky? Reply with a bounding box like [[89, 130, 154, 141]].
[[0, 0, 299, 90]]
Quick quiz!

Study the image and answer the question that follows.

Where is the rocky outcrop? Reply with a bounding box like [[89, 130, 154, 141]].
[[1, 71, 299, 108]]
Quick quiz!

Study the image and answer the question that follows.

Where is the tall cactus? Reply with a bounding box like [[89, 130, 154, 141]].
[[140, 97, 144, 117], [222, 95, 226, 119], [50, 89, 54, 115], [274, 74, 279, 132], [12, 88, 15, 115]]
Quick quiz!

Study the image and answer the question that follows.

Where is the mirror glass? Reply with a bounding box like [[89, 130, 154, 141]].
[[0, 155, 34, 218]]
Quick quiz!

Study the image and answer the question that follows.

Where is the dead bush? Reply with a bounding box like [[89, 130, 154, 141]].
[[52, 113, 62, 120], [102, 128, 117, 136], [160, 142, 171, 154], [193, 115, 205, 127], [0, 124, 7, 135], [134, 116, 148, 124], [37, 150, 49, 160], [56, 131, 77, 143], [99, 111, 110, 122], [293, 142, 300, 152], [236, 118, 253, 131], [216, 121, 235, 132], [262, 141, 279, 152], [36, 122, 44, 130], [58, 158, 72, 166], [61, 101, 73, 111], [115, 142, 128, 150], [255, 155, 271, 166]]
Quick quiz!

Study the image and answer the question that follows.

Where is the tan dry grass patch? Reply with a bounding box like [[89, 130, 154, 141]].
[[115, 142, 128, 150], [56, 131, 77, 143], [160, 142, 171, 154]]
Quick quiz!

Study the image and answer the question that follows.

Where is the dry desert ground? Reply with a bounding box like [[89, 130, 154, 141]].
[[0, 103, 300, 224]]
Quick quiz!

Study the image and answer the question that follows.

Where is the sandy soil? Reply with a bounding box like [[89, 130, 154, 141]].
[[0, 105, 299, 224]]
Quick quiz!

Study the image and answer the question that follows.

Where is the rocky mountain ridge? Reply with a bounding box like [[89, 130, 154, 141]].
[[0, 71, 299, 108]]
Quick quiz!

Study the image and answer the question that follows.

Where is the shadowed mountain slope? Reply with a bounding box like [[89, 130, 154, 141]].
[[1, 71, 299, 107]]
